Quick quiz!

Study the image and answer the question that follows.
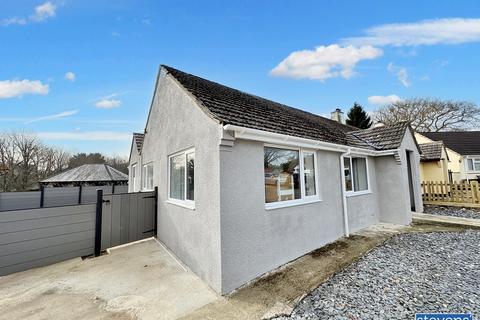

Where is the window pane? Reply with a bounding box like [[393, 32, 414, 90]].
[[142, 165, 147, 189], [344, 157, 352, 191], [264, 147, 300, 203], [352, 158, 368, 191], [186, 153, 195, 201], [474, 160, 480, 172], [170, 155, 185, 200], [147, 164, 153, 190], [468, 159, 474, 171], [303, 152, 316, 196]]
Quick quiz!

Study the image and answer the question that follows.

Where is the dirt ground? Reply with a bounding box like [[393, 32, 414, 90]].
[[0, 239, 218, 320]]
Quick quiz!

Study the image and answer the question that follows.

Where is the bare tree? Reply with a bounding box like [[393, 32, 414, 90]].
[[375, 98, 480, 132]]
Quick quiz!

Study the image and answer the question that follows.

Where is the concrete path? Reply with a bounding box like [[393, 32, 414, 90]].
[[0, 239, 218, 320], [413, 212, 480, 229]]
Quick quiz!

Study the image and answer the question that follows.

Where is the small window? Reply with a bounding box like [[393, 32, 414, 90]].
[[264, 146, 318, 206], [131, 164, 137, 191], [168, 149, 195, 205], [344, 156, 369, 193], [142, 163, 154, 191], [467, 158, 480, 172]]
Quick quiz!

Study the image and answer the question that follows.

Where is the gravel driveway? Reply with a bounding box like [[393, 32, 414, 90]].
[[424, 205, 480, 219], [276, 231, 480, 320]]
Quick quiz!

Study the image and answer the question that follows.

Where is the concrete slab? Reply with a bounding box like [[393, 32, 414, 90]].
[[413, 212, 480, 229], [0, 239, 218, 320]]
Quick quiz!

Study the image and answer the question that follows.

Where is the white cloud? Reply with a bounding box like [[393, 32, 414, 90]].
[[343, 18, 480, 47], [0, 79, 49, 99], [271, 44, 383, 81], [387, 63, 411, 87], [37, 131, 132, 141], [31, 1, 56, 22], [368, 95, 403, 106], [64, 71, 75, 82], [1, 1, 56, 26], [94, 99, 121, 109], [25, 110, 78, 124]]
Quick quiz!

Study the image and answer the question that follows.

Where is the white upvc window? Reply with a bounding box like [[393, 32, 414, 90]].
[[467, 158, 480, 172], [168, 148, 195, 209], [343, 156, 370, 196], [142, 163, 154, 191], [264, 145, 320, 209], [131, 163, 137, 192]]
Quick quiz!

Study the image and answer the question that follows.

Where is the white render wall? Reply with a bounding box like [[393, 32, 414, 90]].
[[128, 141, 141, 193], [218, 139, 387, 293], [139, 71, 223, 292]]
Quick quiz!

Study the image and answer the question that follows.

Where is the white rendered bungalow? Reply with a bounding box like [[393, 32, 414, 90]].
[[128, 65, 423, 294]]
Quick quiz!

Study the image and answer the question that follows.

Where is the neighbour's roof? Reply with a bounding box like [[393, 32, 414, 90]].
[[421, 131, 480, 155], [419, 142, 445, 162], [161, 65, 411, 151], [41, 164, 128, 183], [133, 132, 144, 154]]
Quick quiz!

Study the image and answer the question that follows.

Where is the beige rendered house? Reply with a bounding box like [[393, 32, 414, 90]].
[[415, 136, 450, 182], [416, 132, 480, 182]]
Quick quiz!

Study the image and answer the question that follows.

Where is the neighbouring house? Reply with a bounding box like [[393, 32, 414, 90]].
[[41, 164, 128, 187], [416, 131, 480, 182], [128, 65, 422, 294], [417, 140, 450, 182]]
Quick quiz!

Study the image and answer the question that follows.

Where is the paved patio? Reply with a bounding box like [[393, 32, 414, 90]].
[[0, 239, 218, 320]]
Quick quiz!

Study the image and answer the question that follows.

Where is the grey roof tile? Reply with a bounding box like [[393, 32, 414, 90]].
[[422, 131, 480, 155], [42, 164, 128, 183], [419, 142, 444, 161]]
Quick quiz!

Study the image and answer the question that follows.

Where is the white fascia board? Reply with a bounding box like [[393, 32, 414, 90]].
[[223, 124, 396, 157]]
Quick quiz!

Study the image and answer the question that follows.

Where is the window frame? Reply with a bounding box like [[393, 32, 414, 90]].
[[343, 155, 371, 197], [131, 163, 137, 192], [167, 148, 195, 209], [142, 162, 154, 191], [264, 144, 321, 210], [466, 157, 480, 172]]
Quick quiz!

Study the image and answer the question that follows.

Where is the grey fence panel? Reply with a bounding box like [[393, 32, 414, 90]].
[[0, 192, 40, 211], [81, 186, 113, 204], [114, 185, 128, 194], [100, 191, 155, 250], [43, 187, 80, 207], [0, 204, 96, 276]]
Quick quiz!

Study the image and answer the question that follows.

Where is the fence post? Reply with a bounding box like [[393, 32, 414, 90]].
[[112, 184, 115, 194], [40, 185, 45, 208], [94, 189, 103, 257], [78, 185, 83, 205], [154, 186, 158, 236]]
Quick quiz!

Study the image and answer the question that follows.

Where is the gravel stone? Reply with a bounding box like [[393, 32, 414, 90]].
[[424, 205, 480, 219], [276, 231, 480, 320]]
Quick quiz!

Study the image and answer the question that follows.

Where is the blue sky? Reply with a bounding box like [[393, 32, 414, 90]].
[[1, 1, 480, 156]]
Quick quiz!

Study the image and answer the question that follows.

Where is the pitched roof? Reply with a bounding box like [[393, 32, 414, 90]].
[[421, 131, 480, 155], [161, 65, 410, 151], [132, 132, 144, 154], [41, 164, 128, 183], [419, 142, 445, 161], [346, 122, 412, 151]]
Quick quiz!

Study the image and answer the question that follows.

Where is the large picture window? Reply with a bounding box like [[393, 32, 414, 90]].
[[343, 156, 369, 194], [264, 146, 319, 207], [168, 149, 195, 206], [142, 163, 153, 191]]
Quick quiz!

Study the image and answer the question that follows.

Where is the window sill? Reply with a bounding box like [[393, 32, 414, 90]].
[[166, 200, 195, 210], [346, 190, 372, 198], [265, 198, 322, 211]]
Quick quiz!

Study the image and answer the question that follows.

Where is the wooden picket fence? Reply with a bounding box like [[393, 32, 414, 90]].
[[421, 181, 480, 208]]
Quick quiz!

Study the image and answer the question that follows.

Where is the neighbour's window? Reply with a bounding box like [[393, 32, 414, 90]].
[[169, 149, 195, 204], [467, 158, 480, 172], [131, 164, 137, 191], [264, 146, 318, 205], [344, 156, 369, 193], [142, 163, 154, 191]]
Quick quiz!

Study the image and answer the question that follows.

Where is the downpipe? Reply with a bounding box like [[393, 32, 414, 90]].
[[340, 148, 351, 237]]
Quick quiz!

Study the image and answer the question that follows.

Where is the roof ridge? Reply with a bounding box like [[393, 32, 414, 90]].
[[104, 163, 114, 181]]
